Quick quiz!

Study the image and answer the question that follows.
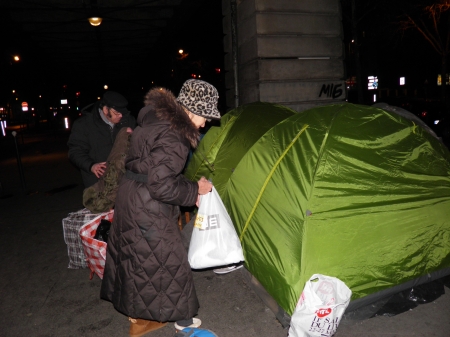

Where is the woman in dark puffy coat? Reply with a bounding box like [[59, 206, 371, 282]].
[[100, 79, 221, 337]]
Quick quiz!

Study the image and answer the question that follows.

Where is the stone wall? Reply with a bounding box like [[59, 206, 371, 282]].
[[222, 0, 346, 112]]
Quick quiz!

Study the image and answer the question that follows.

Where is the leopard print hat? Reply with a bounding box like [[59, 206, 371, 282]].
[[176, 79, 221, 120]]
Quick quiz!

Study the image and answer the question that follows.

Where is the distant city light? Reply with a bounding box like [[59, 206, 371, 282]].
[[179, 49, 184, 54], [399, 77, 405, 85], [13, 55, 20, 61], [104, 85, 108, 90], [1, 121, 6, 136], [437, 74, 449, 86], [64, 117, 69, 129], [373, 94, 377, 102], [61, 99, 67, 104]]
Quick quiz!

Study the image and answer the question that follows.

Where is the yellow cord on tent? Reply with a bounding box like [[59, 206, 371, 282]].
[[239, 124, 309, 242], [411, 121, 418, 134]]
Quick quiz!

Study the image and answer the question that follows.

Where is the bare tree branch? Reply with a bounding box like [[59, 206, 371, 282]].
[[398, 4, 450, 56]]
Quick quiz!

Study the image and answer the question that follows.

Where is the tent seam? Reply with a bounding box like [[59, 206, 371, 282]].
[[239, 124, 310, 242], [307, 108, 342, 201]]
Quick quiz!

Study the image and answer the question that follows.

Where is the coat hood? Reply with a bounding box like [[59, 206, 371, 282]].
[[138, 87, 199, 148]]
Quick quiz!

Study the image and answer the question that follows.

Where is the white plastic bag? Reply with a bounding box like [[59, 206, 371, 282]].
[[188, 187, 244, 269], [288, 274, 352, 337]]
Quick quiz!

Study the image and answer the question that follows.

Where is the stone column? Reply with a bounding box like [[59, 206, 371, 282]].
[[222, 0, 345, 112]]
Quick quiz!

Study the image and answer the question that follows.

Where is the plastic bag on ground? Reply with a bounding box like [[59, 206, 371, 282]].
[[289, 274, 352, 337], [175, 327, 219, 337]]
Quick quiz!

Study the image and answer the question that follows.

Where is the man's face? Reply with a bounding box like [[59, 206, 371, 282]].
[[102, 106, 123, 124]]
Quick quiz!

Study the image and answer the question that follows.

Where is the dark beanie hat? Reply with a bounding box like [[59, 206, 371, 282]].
[[102, 91, 129, 115]]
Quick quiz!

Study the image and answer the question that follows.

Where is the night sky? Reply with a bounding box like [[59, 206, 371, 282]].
[[0, 0, 225, 114], [341, 0, 446, 92], [1, 0, 447, 114]]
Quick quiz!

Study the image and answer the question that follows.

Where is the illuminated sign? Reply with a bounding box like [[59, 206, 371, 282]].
[[368, 76, 378, 90], [437, 74, 450, 86]]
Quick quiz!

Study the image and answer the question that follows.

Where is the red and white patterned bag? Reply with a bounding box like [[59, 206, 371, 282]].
[[79, 210, 114, 279]]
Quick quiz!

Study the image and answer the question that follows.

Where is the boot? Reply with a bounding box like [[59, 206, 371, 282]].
[[129, 317, 167, 337]]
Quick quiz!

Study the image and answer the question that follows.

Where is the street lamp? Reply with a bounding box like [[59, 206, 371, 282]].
[[88, 17, 102, 26]]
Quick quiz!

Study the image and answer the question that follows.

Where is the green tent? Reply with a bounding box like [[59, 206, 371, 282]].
[[184, 102, 450, 317]]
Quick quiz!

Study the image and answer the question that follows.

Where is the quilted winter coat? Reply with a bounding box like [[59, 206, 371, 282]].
[[100, 88, 200, 322]]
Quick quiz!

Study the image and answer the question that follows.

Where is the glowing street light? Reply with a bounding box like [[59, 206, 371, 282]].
[[88, 17, 102, 26], [13, 55, 20, 62]]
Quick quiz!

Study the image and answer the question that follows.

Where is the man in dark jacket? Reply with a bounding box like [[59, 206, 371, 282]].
[[68, 91, 136, 187]]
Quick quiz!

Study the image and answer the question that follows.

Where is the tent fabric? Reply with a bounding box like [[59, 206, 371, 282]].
[[372, 102, 440, 140], [184, 102, 450, 316]]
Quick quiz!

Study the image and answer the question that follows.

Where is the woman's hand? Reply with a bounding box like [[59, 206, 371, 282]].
[[197, 176, 212, 195]]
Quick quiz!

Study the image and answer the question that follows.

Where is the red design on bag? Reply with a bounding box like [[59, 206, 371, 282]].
[[79, 210, 114, 279], [316, 308, 332, 317]]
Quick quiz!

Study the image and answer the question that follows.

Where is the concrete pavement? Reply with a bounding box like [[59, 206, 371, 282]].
[[0, 126, 449, 337]]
